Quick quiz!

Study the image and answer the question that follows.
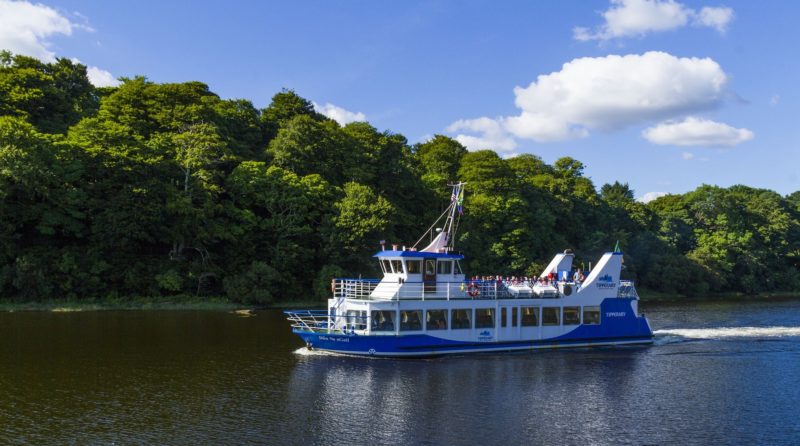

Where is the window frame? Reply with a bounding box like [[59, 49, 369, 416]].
[[475, 308, 494, 329], [582, 306, 601, 325], [521, 306, 539, 327], [451, 309, 472, 330], [563, 306, 580, 325], [400, 310, 423, 331], [426, 309, 448, 330], [542, 307, 560, 326], [406, 260, 421, 274], [371, 310, 396, 332]]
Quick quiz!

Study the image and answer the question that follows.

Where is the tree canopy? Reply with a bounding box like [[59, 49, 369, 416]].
[[1, 51, 798, 303]]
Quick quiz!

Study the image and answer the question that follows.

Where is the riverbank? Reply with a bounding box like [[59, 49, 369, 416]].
[[2, 292, 798, 312], [0, 296, 327, 312], [639, 289, 800, 303]]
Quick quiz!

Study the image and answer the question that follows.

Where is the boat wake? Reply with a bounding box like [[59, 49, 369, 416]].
[[654, 326, 800, 345], [293, 347, 335, 356]]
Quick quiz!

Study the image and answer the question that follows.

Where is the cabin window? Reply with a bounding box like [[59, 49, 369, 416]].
[[501, 307, 507, 328], [400, 310, 423, 331], [563, 307, 580, 325], [583, 306, 601, 325], [406, 260, 421, 274], [475, 308, 494, 328], [424, 259, 436, 275], [521, 307, 539, 326], [542, 307, 560, 326], [346, 310, 366, 330], [391, 260, 404, 274], [437, 260, 453, 275], [381, 260, 392, 273], [426, 309, 447, 330], [371, 310, 395, 332], [451, 309, 472, 329], [512, 307, 518, 327], [454, 261, 463, 275]]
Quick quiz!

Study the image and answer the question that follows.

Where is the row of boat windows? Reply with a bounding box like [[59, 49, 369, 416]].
[[379, 259, 463, 275], [354, 306, 601, 332]]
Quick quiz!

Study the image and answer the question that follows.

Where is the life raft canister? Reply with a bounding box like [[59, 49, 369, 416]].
[[562, 284, 572, 296]]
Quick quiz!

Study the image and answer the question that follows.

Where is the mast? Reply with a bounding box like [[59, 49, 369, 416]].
[[413, 182, 465, 253]]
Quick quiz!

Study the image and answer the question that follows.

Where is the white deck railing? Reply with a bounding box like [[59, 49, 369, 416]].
[[332, 278, 639, 300]]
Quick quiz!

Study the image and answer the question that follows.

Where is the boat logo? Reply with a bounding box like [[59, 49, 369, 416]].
[[478, 330, 493, 341], [596, 273, 616, 289]]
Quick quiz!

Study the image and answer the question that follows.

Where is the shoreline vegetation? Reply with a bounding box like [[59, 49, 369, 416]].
[[1, 292, 799, 313], [2, 52, 800, 308]]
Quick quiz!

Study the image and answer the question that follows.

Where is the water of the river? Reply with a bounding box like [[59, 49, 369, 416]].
[[1, 299, 799, 445]]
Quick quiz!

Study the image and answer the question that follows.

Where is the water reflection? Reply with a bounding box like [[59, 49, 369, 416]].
[[286, 347, 649, 445], [1, 301, 799, 445]]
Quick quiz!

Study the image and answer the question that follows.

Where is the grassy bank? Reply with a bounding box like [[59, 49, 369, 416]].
[[2, 291, 797, 312], [638, 289, 800, 303], [0, 295, 329, 312]]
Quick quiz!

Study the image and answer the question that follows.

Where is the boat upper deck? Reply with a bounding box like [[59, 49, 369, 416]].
[[332, 278, 639, 301]]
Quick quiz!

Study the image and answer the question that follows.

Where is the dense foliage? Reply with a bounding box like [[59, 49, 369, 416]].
[[1, 52, 798, 303]]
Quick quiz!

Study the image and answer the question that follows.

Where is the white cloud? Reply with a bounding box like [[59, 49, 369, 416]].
[[574, 0, 734, 41], [447, 52, 728, 145], [0, 1, 118, 87], [446, 117, 517, 152], [638, 191, 668, 203], [696, 6, 734, 33], [643, 117, 754, 147], [312, 102, 367, 126], [0, 0, 75, 61], [86, 65, 119, 87], [770, 95, 780, 106], [682, 151, 695, 160]]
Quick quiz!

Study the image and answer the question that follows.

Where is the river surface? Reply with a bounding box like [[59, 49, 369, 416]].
[[1, 299, 799, 445]]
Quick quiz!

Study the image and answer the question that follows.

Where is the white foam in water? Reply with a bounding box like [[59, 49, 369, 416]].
[[655, 326, 800, 340], [293, 347, 334, 356]]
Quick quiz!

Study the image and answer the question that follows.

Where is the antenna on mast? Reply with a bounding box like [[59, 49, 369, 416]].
[[412, 182, 466, 253]]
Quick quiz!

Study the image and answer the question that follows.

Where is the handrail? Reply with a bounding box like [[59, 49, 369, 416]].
[[331, 278, 574, 301]]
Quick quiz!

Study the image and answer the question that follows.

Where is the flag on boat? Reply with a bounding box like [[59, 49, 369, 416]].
[[457, 188, 464, 215], [613, 240, 620, 252]]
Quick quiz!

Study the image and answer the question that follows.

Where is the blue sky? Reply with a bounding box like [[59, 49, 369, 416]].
[[2, 0, 799, 199]]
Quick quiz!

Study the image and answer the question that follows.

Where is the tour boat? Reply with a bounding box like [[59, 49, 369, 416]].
[[285, 182, 654, 357]]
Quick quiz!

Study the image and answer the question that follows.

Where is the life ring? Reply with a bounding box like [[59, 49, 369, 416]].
[[467, 283, 480, 298]]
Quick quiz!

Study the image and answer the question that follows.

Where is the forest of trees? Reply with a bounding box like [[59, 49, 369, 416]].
[[1, 52, 799, 304]]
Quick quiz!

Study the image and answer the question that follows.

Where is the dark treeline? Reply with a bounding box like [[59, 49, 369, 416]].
[[1, 52, 799, 303]]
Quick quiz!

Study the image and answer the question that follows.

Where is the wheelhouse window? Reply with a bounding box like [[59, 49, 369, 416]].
[[400, 310, 423, 331], [542, 307, 560, 326], [406, 260, 421, 274], [583, 306, 601, 325], [454, 261, 463, 275], [424, 259, 436, 275], [391, 260, 403, 274], [563, 307, 580, 325], [381, 260, 392, 273], [426, 309, 447, 330], [371, 310, 395, 332], [451, 309, 472, 329], [512, 307, 518, 327], [475, 308, 494, 328], [437, 260, 453, 275], [521, 307, 539, 326]]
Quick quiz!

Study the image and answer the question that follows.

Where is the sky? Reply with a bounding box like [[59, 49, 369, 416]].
[[2, 0, 799, 200]]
